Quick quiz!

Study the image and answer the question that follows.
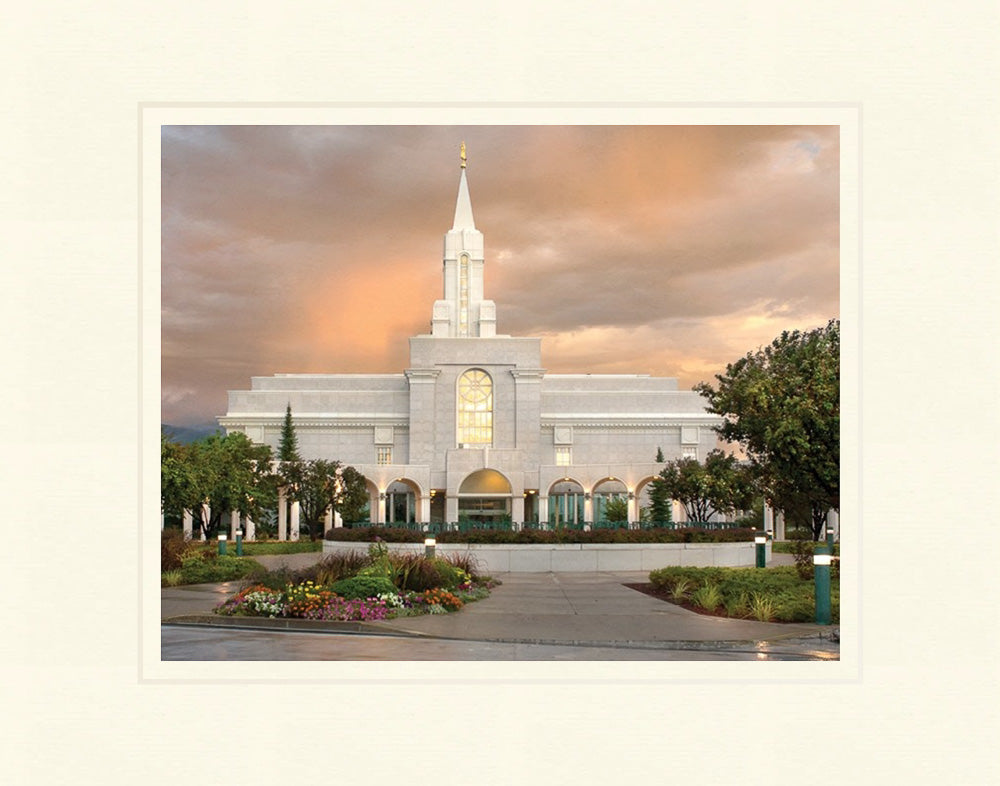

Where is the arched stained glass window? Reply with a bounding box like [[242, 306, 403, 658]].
[[457, 368, 493, 446]]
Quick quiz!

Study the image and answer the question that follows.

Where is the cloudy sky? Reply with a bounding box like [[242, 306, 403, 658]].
[[161, 124, 839, 428]]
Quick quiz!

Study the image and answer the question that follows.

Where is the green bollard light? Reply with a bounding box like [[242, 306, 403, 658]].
[[814, 544, 832, 625], [235, 531, 243, 556], [754, 531, 767, 568], [424, 537, 436, 559], [218, 534, 227, 556]]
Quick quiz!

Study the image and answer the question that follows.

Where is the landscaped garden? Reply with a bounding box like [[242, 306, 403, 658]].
[[629, 562, 839, 623], [161, 530, 498, 621], [324, 525, 759, 544]]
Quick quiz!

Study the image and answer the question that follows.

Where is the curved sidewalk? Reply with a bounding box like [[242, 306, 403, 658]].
[[161, 563, 837, 652]]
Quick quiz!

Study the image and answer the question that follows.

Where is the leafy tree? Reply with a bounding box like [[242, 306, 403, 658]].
[[656, 450, 754, 523], [647, 448, 673, 525], [695, 320, 839, 540], [169, 431, 275, 538], [602, 496, 629, 523], [161, 432, 200, 519], [337, 465, 370, 526], [292, 459, 342, 540], [290, 461, 372, 537]]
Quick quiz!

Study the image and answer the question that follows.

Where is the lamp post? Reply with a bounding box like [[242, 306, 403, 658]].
[[235, 529, 243, 556], [424, 537, 436, 559], [217, 533, 227, 556], [754, 531, 767, 568], [813, 545, 832, 625]]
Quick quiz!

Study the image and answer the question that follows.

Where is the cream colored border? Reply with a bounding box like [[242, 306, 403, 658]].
[[142, 105, 859, 683]]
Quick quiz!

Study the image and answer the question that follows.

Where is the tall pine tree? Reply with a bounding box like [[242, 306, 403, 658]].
[[647, 447, 672, 525], [278, 403, 301, 462]]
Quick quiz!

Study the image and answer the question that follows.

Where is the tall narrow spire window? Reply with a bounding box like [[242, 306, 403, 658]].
[[457, 368, 493, 446], [458, 253, 469, 336]]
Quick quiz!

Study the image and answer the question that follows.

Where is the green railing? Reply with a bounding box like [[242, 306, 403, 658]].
[[358, 520, 746, 532]]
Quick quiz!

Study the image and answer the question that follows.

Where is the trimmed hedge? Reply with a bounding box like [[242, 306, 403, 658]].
[[324, 526, 757, 545]]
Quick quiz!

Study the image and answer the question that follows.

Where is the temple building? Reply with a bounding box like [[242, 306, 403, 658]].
[[218, 148, 722, 531]]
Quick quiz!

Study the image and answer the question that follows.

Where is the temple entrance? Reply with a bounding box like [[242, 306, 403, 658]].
[[458, 469, 512, 525], [548, 479, 584, 526]]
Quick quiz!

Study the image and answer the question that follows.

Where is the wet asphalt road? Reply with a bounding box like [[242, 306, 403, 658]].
[[161, 625, 838, 661]]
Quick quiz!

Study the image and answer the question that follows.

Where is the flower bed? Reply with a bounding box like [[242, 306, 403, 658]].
[[212, 540, 498, 621]]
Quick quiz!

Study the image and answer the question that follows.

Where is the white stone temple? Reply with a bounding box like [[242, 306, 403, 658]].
[[218, 147, 722, 530]]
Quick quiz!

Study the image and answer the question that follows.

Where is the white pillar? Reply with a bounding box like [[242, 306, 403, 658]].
[[445, 496, 458, 523], [775, 510, 786, 541], [418, 495, 430, 524], [245, 515, 255, 541], [160, 512, 165, 531], [377, 493, 387, 525], [763, 503, 774, 536], [538, 496, 549, 526], [200, 501, 210, 540], [583, 494, 594, 524], [512, 495, 524, 525], [334, 510, 343, 528], [230, 510, 240, 541], [627, 493, 639, 524], [671, 499, 683, 524], [277, 489, 287, 541], [827, 509, 839, 541], [182, 509, 193, 540], [290, 500, 300, 541], [324, 507, 333, 534]]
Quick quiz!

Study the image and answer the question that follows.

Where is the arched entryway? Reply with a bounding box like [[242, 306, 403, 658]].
[[592, 477, 628, 523], [457, 469, 512, 524], [547, 479, 584, 526], [384, 479, 422, 525]]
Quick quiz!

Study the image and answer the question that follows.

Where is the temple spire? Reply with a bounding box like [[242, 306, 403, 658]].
[[452, 145, 475, 230]]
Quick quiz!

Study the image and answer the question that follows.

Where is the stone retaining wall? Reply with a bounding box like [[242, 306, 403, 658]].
[[322, 540, 768, 573]]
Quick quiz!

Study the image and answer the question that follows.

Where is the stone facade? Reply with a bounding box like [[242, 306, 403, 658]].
[[218, 155, 722, 528]]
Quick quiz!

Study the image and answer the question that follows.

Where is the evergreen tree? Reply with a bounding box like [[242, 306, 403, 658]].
[[278, 403, 301, 462], [647, 448, 672, 525]]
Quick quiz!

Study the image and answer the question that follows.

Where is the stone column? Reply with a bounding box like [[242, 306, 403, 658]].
[[763, 503, 774, 536], [627, 494, 639, 525], [671, 499, 683, 524], [377, 493, 387, 526], [775, 510, 786, 541], [583, 494, 594, 524], [538, 496, 549, 527], [290, 500, 300, 541], [445, 495, 459, 524], [277, 488, 287, 541], [200, 501, 210, 540], [324, 507, 333, 535], [182, 509, 193, 540], [827, 509, 839, 541], [245, 515, 255, 541], [230, 510, 240, 541], [511, 495, 524, 526], [160, 512, 165, 531], [418, 495, 430, 524]]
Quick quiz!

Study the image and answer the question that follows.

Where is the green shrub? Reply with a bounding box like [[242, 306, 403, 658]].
[[691, 583, 723, 611], [161, 529, 193, 571], [161, 569, 184, 587], [329, 575, 399, 600], [648, 565, 838, 624], [240, 541, 322, 556], [312, 551, 371, 586], [177, 554, 261, 584]]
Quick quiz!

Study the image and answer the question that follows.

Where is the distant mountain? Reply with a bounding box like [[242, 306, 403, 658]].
[[161, 423, 221, 444]]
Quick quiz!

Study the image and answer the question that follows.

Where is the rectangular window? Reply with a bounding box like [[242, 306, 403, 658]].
[[555, 446, 572, 466], [377, 446, 392, 465], [682, 447, 697, 461]]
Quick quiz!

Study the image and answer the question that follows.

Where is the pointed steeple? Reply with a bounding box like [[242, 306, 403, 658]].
[[452, 143, 476, 230]]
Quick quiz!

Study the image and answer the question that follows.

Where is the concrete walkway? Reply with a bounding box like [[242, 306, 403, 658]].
[[161, 551, 835, 651]]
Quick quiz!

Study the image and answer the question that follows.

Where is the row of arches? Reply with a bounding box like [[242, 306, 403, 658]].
[[358, 470, 661, 528]]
